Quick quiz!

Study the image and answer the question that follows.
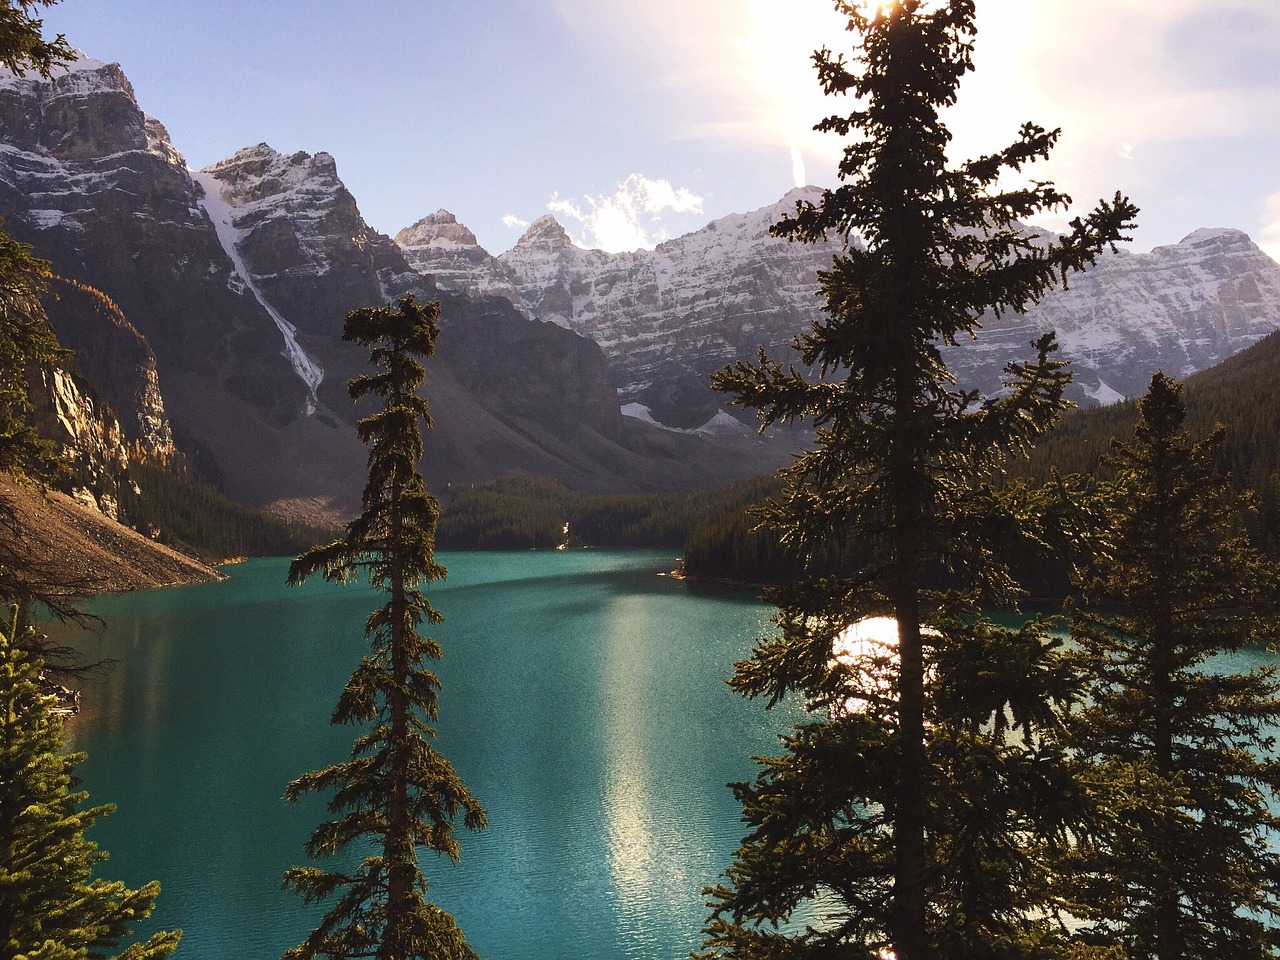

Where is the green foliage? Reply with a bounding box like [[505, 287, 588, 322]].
[[1017, 329, 1280, 557], [0, 605, 180, 960], [0, 225, 68, 485], [284, 296, 485, 960], [1065, 373, 1280, 959], [0, 1, 71, 78], [701, 3, 1136, 959]]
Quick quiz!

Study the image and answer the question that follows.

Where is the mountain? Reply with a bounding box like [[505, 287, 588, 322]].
[[0, 55, 794, 520], [398, 188, 835, 428], [397, 195, 1280, 427]]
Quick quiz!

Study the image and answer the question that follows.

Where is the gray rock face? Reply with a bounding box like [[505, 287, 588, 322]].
[[0, 54, 310, 435], [955, 227, 1280, 404], [399, 187, 833, 427], [201, 144, 422, 339], [398, 192, 1280, 423]]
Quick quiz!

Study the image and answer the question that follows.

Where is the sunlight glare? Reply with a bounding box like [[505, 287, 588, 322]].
[[830, 616, 899, 714]]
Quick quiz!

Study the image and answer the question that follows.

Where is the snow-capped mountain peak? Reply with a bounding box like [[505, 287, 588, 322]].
[[394, 190, 1280, 429]]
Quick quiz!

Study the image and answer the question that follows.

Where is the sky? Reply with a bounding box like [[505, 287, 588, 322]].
[[35, 0, 1280, 262]]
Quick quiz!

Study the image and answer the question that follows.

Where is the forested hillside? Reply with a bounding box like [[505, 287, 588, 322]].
[[681, 328, 1280, 584], [436, 475, 776, 551], [1016, 328, 1280, 553]]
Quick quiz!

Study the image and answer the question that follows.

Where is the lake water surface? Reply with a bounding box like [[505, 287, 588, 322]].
[[61, 551, 796, 960]]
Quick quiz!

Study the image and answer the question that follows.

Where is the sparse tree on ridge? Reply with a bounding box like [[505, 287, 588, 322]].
[[283, 295, 487, 960], [700, 2, 1136, 959], [0, 605, 181, 960], [1066, 372, 1280, 960]]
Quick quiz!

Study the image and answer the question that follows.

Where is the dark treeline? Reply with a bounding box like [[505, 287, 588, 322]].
[[116, 457, 331, 562], [685, 329, 1280, 585], [1015, 328, 1280, 554], [437, 474, 781, 552]]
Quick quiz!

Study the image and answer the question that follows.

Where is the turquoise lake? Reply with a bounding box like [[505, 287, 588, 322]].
[[58, 550, 798, 960]]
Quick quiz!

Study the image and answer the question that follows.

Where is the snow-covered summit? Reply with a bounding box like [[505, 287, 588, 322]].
[[0, 49, 109, 87], [394, 187, 1280, 427]]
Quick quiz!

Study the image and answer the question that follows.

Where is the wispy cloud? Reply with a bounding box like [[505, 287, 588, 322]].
[[547, 174, 705, 253], [502, 214, 529, 230], [552, 0, 1280, 248]]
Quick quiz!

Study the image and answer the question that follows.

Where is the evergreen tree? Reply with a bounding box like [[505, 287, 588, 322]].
[[1066, 372, 1280, 959], [700, 3, 1136, 958], [283, 295, 487, 960], [0, 1, 70, 79], [0, 228, 67, 484], [0, 605, 180, 960]]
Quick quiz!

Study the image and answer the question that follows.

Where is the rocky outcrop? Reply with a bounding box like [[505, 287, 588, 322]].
[[42, 277, 173, 456], [27, 363, 130, 519]]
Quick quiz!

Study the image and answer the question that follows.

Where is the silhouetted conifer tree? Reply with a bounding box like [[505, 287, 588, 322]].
[[284, 295, 486, 960], [700, 2, 1136, 958], [1066, 372, 1280, 959]]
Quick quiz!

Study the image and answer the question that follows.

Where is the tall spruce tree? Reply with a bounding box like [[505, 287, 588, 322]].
[[700, 2, 1136, 958], [1066, 372, 1280, 959], [0, 0, 71, 484], [283, 295, 486, 960], [0, 606, 180, 960]]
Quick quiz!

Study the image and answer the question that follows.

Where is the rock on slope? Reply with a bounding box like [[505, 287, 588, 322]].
[[1, 474, 219, 593]]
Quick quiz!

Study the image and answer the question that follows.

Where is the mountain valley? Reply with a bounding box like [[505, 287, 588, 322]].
[[2, 53, 1279, 529]]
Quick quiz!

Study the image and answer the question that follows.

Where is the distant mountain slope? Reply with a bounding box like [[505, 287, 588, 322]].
[[398, 195, 1280, 428], [0, 56, 795, 518]]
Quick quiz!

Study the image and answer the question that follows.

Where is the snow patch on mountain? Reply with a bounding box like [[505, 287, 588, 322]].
[[192, 168, 325, 413], [622, 402, 755, 437]]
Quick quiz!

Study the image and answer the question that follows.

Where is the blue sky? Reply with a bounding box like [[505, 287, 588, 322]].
[[37, 1, 1280, 261]]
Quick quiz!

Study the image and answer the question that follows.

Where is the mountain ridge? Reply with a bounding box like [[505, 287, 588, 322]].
[[397, 192, 1280, 428], [0, 55, 796, 520]]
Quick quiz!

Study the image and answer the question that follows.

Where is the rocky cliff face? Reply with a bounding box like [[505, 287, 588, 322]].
[[399, 187, 834, 427], [0, 54, 313, 447], [27, 363, 130, 519], [398, 191, 1280, 425]]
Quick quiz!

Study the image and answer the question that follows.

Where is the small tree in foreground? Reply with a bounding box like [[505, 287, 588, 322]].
[[0, 605, 180, 960], [283, 295, 486, 960], [1067, 372, 1280, 960], [700, 2, 1136, 958]]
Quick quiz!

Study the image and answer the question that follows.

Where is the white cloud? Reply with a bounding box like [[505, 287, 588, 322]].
[[1261, 192, 1280, 265], [547, 174, 705, 253], [502, 214, 529, 230]]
